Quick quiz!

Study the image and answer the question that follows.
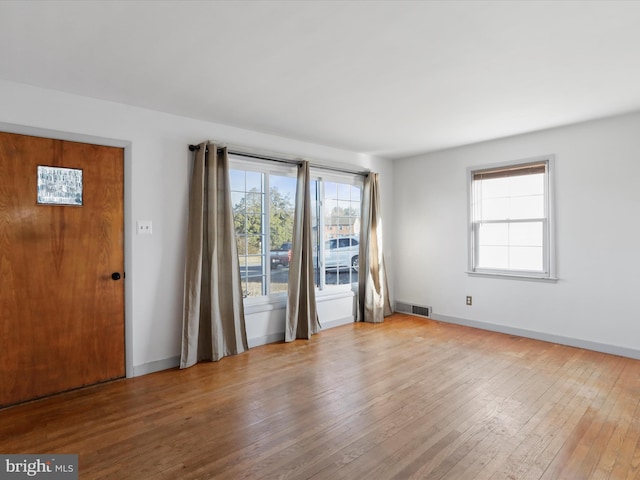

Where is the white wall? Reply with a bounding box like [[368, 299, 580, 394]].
[[0, 79, 394, 375], [393, 112, 640, 358]]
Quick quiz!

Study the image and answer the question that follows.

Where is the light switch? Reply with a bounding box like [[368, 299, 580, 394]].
[[137, 220, 153, 235]]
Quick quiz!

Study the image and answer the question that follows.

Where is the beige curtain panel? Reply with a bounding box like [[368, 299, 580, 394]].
[[180, 142, 248, 368], [285, 161, 320, 341], [358, 172, 392, 323]]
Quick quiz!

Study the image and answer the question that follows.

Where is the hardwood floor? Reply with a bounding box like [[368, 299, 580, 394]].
[[2, 314, 640, 479]]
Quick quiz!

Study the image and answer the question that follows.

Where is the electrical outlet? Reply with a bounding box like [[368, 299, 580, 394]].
[[466, 296, 472, 306], [137, 220, 153, 235]]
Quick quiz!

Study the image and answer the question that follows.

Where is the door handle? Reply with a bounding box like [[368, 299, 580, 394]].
[[111, 272, 122, 281]]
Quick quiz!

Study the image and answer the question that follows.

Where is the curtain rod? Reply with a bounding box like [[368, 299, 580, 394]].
[[188, 143, 369, 177]]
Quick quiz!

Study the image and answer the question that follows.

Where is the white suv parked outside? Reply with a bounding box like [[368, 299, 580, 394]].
[[324, 236, 359, 272]]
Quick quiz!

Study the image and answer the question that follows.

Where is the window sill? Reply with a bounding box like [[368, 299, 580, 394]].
[[243, 294, 287, 315], [316, 287, 356, 302], [466, 271, 558, 283], [243, 287, 355, 315]]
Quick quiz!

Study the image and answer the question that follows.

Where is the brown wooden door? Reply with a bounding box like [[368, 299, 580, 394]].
[[0, 132, 125, 407]]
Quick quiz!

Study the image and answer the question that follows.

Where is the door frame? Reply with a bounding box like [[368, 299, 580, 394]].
[[1, 121, 133, 378]]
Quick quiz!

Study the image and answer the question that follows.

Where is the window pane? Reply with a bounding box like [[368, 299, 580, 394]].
[[231, 191, 246, 210], [231, 188, 247, 234], [509, 246, 543, 271], [477, 221, 544, 270], [240, 279, 249, 298], [480, 197, 509, 221], [321, 179, 361, 286], [310, 180, 321, 287], [246, 234, 262, 255], [246, 215, 263, 239], [509, 222, 543, 247], [246, 254, 262, 267], [231, 168, 266, 297], [236, 235, 249, 255], [336, 200, 351, 215], [508, 195, 544, 219], [475, 171, 545, 221], [234, 211, 247, 235], [324, 181, 337, 199], [477, 246, 509, 269], [479, 177, 510, 198], [246, 193, 263, 213], [478, 223, 508, 246], [269, 174, 296, 294], [325, 199, 338, 226], [229, 170, 245, 191], [508, 173, 544, 196], [246, 171, 262, 191], [337, 183, 351, 199], [244, 275, 265, 297], [238, 250, 265, 297], [269, 277, 287, 294]]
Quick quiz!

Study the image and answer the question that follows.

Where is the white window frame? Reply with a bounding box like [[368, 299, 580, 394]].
[[467, 155, 557, 282], [310, 169, 364, 293], [229, 155, 298, 302], [229, 157, 364, 310]]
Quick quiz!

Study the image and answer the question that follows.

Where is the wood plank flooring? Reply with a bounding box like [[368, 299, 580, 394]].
[[2, 314, 640, 479]]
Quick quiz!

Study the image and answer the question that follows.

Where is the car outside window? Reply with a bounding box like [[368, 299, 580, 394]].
[[230, 157, 363, 297], [311, 178, 362, 288]]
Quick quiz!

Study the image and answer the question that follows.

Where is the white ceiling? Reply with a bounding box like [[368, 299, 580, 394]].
[[1, 0, 640, 159]]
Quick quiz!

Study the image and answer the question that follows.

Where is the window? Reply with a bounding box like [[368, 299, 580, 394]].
[[468, 156, 555, 279], [310, 177, 362, 288], [230, 158, 297, 297], [230, 157, 362, 298]]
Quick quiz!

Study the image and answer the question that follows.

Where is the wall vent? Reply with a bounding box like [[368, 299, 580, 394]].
[[395, 301, 431, 318]]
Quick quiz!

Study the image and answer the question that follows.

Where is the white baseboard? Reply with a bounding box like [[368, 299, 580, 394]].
[[132, 355, 180, 377], [431, 313, 640, 360], [132, 315, 357, 377], [248, 332, 284, 348], [248, 316, 355, 347], [320, 315, 355, 330]]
